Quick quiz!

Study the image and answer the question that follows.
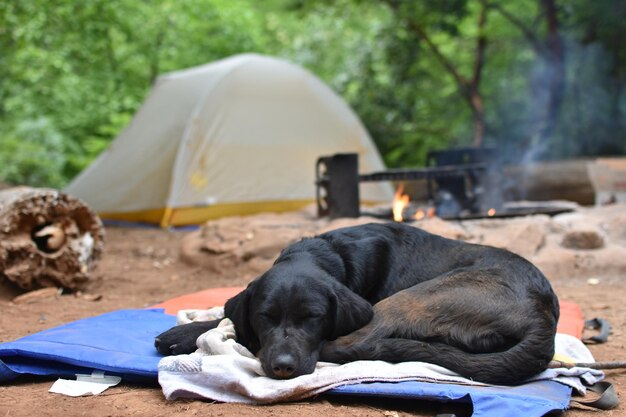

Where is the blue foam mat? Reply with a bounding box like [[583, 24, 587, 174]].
[[0, 309, 175, 383], [330, 380, 571, 417], [0, 309, 572, 416]]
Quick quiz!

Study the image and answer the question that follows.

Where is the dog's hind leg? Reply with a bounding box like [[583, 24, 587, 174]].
[[320, 298, 398, 363], [335, 335, 553, 385], [322, 268, 557, 385]]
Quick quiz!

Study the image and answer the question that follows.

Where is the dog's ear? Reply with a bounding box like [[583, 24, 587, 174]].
[[328, 281, 373, 340], [224, 281, 260, 354]]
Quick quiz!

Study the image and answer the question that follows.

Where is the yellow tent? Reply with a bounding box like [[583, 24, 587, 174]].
[[65, 54, 393, 226]]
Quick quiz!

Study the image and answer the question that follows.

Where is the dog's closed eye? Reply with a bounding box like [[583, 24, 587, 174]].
[[292, 312, 324, 324], [259, 311, 280, 323]]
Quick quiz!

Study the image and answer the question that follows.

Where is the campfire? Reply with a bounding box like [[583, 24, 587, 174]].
[[316, 151, 576, 221], [392, 185, 436, 222]]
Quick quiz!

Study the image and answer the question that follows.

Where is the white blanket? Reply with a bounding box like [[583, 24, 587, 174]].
[[158, 315, 604, 404]]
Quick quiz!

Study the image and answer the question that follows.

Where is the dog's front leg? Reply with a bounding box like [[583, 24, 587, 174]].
[[155, 319, 222, 355]]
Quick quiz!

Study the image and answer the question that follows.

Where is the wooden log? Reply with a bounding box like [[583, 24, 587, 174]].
[[504, 159, 595, 205], [0, 187, 104, 290]]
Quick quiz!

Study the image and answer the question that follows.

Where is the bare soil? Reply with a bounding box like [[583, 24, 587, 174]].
[[0, 225, 625, 417]]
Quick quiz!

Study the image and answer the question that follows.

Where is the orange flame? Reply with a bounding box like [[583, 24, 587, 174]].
[[393, 185, 410, 222], [488, 208, 496, 217], [393, 185, 438, 221]]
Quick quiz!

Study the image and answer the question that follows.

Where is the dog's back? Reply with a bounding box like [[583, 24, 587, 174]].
[[318, 222, 560, 385], [316, 222, 557, 303]]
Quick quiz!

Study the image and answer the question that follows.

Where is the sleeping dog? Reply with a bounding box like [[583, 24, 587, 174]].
[[155, 222, 559, 385]]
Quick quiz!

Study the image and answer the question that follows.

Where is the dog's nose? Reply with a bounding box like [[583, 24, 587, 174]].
[[271, 354, 297, 378]]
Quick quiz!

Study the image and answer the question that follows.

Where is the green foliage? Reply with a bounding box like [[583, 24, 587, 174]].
[[1, 0, 625, 187], [0, 118, 66, 187]]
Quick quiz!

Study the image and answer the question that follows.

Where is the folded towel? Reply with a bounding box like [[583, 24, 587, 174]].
[[158, 314, 604, 404]]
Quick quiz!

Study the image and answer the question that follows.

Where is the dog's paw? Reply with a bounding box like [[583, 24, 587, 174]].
[[154, 319, 222, 356], [154, 327, 197, 356]]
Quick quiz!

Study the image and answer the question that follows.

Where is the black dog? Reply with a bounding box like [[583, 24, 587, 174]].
[[155, 222, 559, 385]]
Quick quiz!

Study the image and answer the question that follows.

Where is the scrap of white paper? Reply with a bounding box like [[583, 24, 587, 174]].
[[49, 370, 122, 397]]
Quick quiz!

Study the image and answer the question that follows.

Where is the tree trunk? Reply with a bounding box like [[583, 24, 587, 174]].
[[470, 1, 488, 146], [469, 87, 486, 147], [403, 1, 489, 148], [491, 1, 565, 153], [537, 0, 565, 143], [0, 187, 105, 290]]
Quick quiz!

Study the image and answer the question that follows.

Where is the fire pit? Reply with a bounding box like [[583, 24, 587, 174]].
[[315, 151, 575, 221]]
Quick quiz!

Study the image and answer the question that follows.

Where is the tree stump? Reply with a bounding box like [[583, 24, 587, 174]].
[[0, 187, 105, 290]]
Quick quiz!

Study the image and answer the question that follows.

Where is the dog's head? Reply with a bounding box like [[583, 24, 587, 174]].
[[224, 260, 373, 379]]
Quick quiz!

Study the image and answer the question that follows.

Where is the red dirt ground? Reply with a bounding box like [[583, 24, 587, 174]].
[[0, 226, 624, 416]]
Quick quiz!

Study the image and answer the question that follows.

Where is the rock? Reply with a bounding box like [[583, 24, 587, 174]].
[[416, 217, 470, 241], [464, 216, 549, 259], [555, 204, 626, 246], [561, 229, 605, 250], [600, 209, 626, 245], [317, 216, 384, 235], [532, 243, 626, 280], [177, 203, 626, 283], [180, 212, 318, 274]]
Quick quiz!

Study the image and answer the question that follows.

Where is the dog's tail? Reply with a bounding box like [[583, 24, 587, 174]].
[[347, 328, 556, 386]]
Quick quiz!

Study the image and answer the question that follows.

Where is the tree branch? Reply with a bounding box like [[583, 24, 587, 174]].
[[489, 1, 548, 58], [407, 19, 469, 91], [381, 0, 488, 145], [549, 360, 626, 370], [472, 1, 488, 87], [380, 0, 468, 90]]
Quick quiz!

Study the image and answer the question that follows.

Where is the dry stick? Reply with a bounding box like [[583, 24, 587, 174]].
[[549, 360, 626, 370]]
